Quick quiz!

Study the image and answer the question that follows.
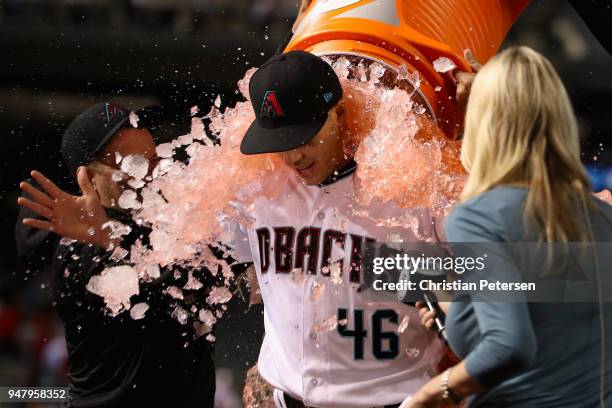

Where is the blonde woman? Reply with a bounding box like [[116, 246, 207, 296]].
[[406, 46, 612, 407]]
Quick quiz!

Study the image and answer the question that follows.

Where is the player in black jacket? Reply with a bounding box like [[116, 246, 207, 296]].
[[16, 102, 229, 407]]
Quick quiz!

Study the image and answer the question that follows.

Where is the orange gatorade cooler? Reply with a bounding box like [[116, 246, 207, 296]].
[[285, 0, 530, 138]]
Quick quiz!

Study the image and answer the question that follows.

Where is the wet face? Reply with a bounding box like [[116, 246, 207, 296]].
[[87, 127, 157, 207], [276, 105, 350, 185]]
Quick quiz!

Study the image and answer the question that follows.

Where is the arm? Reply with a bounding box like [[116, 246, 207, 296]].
[[454, 49, 483, 113], [407, 300, 537, 407], [407, 206, 538, 407]]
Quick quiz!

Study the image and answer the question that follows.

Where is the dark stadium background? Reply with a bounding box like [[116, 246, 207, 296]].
[[0, 1, 610, 406]]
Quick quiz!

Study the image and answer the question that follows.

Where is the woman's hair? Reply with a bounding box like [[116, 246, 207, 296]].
[[461, 46, 594, 242]]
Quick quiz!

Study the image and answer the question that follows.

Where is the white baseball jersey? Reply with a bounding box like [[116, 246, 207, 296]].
[[225, 170, 444, 407]]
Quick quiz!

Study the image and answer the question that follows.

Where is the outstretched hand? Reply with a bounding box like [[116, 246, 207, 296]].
[[18, 167, 113, 248], [454, 49, 483, 112]]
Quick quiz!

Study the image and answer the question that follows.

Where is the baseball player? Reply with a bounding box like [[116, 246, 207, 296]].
[[229, 50, 446, 408]]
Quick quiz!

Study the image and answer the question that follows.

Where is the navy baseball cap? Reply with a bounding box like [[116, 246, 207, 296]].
[[60, 102, 162, 176], [240, 50, 342, 155]]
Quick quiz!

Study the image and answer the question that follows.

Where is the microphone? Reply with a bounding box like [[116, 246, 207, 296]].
[[367, 245, 449, 343], [422, 290, 448, 343], [394, 253, 448, 343]]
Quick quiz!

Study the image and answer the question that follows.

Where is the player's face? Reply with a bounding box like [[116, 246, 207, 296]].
[[89, 127, 158, 206], [277, 106, 350, 185]]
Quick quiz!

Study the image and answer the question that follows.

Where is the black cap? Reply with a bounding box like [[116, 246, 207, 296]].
[[60, 102, 162, 176], [240, 50, 342, 155]]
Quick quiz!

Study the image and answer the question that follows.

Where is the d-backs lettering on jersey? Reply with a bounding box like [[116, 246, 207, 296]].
[[256, 226, 374, 282]]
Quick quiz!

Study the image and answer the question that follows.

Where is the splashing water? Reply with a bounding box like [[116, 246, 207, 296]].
[[133, 57, 464, 268], [135, 68, 290, 267], [91, 57, 468, 320]]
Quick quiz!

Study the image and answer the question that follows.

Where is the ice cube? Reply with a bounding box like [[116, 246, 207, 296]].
[[86, 265, 139, 316], [184, 271, 203, 290], [152, 158, 174, 179], [433, 57, 456, 73], [407, 70, 420, 89], [118, 190, 141, 210], [102, 220, 132, 239], [111, 170, 125, 182], [313, 314, 338, 333], [398, 315, 410, 333], [127, 179, 146, 189], [130, 302, 149, 320], [290, 267, 306, 283], [155, 143, 174, 159], [138, 264, 160, 281], [185, 143, 201, 158], [397, 64, 409, 80], [166, 286, 184, 300], [177, 134, 193, 146], [310, 281, 326, 301], [329, 263, 342, 285], [198, 309, 217, 327], [129, 111, 139, 128], [120, 155, 149, 180], [369, 62, 386, 83], [110, 247, 129, 262], [171, 306, 188, 325], [206, 286, 232, 304], [60, 237, 77, 246]]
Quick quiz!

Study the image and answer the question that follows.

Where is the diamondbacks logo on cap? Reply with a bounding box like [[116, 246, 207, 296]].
[[260, 91, 285, 119], [100, 102, 127, 122], [323, 92, 334, 103]]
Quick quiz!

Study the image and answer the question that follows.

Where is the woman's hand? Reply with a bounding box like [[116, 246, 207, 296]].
[[399, 378, 444, 408], [416, 300, 437, 331], [454, 49, 483, 112], [18, 167, 114, 248]]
